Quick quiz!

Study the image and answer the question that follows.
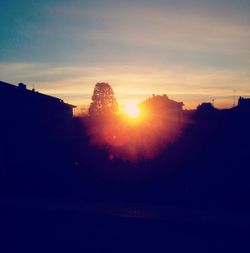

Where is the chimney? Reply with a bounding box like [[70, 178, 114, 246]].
[[18, 83, 27, 90]]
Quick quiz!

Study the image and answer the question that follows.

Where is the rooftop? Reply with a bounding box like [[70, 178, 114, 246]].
[[0, 81, 76, 108]]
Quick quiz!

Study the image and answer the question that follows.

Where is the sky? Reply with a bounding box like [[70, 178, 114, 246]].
[[0, 0, 249, 109]]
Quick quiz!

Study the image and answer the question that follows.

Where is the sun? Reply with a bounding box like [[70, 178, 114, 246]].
[[123, 102, 141, 119]]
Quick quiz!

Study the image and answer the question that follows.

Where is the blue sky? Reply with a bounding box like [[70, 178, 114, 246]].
[[0, 0, 249, 108]]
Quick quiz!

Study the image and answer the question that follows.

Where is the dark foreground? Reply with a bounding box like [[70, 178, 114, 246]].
[[0, 198, 249, 252]]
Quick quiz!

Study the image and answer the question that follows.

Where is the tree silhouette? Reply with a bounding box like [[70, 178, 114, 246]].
[[88, 82, 118, 117]]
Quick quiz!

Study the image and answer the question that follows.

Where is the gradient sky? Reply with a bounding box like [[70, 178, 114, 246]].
[[0, 0, 249, 109]]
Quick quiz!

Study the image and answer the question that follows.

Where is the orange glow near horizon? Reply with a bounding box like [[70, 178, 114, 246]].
[[86, 97, 186, 162]]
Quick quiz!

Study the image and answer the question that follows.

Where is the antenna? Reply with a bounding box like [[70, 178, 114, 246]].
[[233, 90, 236, 107], [32, 83, 36, 92]]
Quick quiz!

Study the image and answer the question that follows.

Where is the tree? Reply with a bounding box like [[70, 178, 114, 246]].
[[88, 82, 118, 117]]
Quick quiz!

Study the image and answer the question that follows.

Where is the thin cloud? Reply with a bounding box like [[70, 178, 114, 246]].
[[0, 62, 249, 108], [51, 3, 250, 58]]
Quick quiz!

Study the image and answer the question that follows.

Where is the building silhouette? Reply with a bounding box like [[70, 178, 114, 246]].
[[0, 81, 76, 173], [0, 81, 75, 122], [237, 96, 250, 111], [140, 94, 184, 128]]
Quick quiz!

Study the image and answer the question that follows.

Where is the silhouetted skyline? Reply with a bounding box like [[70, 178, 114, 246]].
[[1, 2, 250, 249], [1, 79, 250, 251]]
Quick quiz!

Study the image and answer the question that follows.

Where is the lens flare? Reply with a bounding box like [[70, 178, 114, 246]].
[[123, 102, 141, 119], [86, 96, 186, 162]]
